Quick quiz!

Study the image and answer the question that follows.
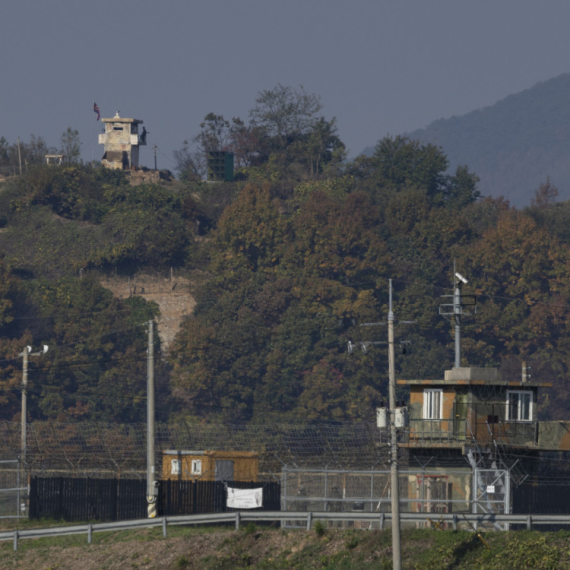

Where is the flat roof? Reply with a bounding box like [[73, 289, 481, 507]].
[[397, 379, 552, 387], [162, 450, 258, 457], [102, 117, 143, 123]]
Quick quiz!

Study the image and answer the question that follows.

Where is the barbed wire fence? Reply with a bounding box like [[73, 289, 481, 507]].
[[0, 421, 394, 480], [2, 420, 570, 480], [3, 421, 570, 522]]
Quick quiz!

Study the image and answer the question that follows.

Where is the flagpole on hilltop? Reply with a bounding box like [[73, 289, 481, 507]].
[[92, 102, 101, 164]]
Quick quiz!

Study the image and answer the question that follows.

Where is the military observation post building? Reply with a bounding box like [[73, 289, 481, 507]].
[[98, 111, 145, 170]]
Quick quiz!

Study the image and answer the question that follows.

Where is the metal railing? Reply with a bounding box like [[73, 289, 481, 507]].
[[406, 403, 539, 447], [407, 419, 465, 443], [479, 420, 538, 447], [4, 510, 570, 550]]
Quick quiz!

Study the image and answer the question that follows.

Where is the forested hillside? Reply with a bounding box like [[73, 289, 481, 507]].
[[2, 85, 570, 426], [403, 73, 570, 207]]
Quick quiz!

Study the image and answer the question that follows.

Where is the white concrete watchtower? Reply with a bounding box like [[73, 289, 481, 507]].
[[99, 111, 145, 170]]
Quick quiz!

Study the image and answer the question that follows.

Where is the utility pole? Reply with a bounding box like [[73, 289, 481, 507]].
[[147, 320, 157, 518], [16, 137, 22, 175], [20, 347, 29, 465], [388, 279, 402, 570], [153, 144, 157, 171], [348, 280, 410, 570], [20, 345, 48, 466]]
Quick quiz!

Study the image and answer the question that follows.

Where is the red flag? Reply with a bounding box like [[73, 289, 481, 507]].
[[93, 102, 100, 121]]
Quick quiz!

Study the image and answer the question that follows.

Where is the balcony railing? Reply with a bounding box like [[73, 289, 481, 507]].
[[406, 403, 539, 448], [406, 419, 466, 445]]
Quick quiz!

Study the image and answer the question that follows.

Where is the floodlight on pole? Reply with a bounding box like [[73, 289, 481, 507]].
[[20, 344, 49, 467], [147, 320, 157, 518], [455, 272, 468, 285], [440, 263, 476, 368]]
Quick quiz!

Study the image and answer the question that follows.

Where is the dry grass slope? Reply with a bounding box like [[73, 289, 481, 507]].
[[0, 524, 569, 570]]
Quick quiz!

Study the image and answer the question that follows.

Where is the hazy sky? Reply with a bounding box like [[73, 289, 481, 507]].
[[2, 1, 570, 170]]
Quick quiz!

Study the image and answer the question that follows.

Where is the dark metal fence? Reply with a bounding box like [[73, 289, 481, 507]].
[[513, 482, 570, 514], [512, 482, 570, 531], [159, 480, 280, 517], [29, 477, 281, 522], [29, 477, 147, 522]]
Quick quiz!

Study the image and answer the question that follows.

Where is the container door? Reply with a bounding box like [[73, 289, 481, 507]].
[[215, 460, 234, 482]]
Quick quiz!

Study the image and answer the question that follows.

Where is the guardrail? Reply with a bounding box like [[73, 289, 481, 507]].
[[3, 510, 570, 551]]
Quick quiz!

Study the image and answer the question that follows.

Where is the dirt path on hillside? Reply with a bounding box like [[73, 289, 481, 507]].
[[100, 273, 196, 351]]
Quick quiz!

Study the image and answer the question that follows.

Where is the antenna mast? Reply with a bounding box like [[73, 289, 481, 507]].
[[439, 262, 476, 368]]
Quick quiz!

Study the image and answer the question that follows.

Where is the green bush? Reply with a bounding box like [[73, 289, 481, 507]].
[[314, 520, 326, 537]]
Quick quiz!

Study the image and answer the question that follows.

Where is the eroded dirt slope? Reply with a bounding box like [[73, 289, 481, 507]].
[[100, 272, 196, 351]]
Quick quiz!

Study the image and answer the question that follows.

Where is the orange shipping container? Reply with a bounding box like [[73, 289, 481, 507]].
[[162, 450, 259, 482]]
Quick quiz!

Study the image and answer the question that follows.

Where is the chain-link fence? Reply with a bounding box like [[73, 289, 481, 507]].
[[473, 468, 510, 530], [281, 467, 504, 529], [0, 460, 26, 519]]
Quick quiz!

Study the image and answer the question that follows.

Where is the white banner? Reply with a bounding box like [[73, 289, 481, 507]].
[[226, 487, 263, 509]]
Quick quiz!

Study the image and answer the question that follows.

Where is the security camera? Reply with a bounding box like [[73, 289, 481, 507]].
[[455, 273, 468, 285]]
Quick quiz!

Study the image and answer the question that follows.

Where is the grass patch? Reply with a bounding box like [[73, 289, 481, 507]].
[[0, 522, 236, 555], [2, 523, 570, 569]]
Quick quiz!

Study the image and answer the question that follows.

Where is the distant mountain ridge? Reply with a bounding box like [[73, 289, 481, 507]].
[[364, 73, 570, 207]]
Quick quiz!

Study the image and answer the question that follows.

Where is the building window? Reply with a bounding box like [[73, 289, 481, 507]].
[[191, 459, 202, 475], [423, 389, 443, 419], [506, 391, 533, 421], [171, 459, 181, 475]]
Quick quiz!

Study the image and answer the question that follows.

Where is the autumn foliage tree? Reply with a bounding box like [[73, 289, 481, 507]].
[[6, 103, 570, 427]]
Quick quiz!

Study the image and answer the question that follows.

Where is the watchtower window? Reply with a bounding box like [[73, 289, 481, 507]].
[[507, 390, 533, 422], [113, 126, 123, 131], [423, 389, 443, 420]]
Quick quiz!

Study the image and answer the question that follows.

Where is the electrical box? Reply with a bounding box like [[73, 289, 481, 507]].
[[376, 407, 388, 429], [395, 407, 409, 428]]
